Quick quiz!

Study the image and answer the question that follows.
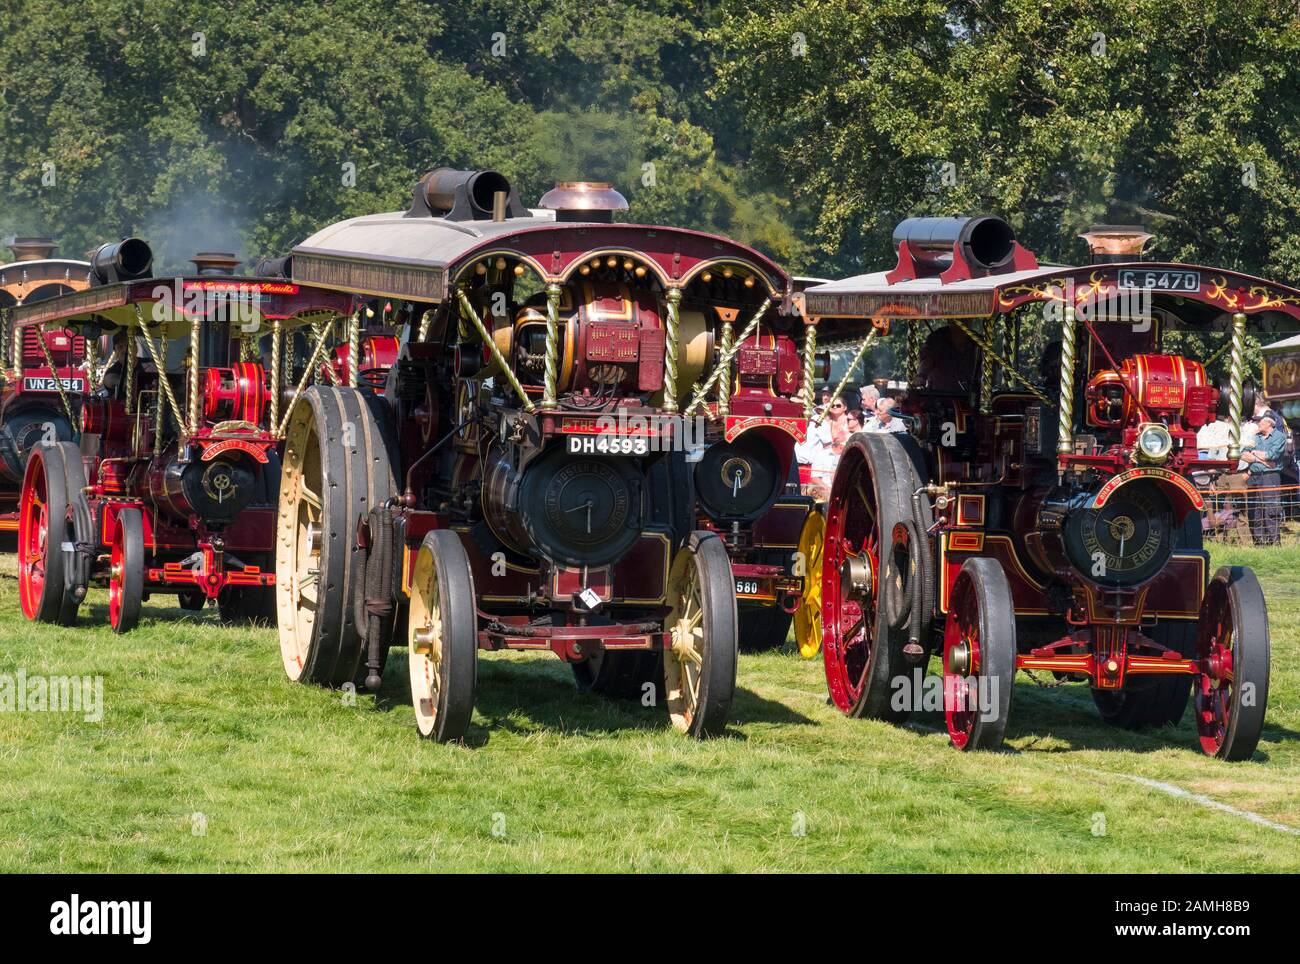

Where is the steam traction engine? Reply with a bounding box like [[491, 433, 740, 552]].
[[15, 239, 356, 631], [799, 216, 1280, 759], [276, 170, 810, 741], [0, 238, 95, 530]]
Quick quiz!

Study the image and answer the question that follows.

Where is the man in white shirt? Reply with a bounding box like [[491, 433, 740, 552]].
[[865, 397, 908, 434]]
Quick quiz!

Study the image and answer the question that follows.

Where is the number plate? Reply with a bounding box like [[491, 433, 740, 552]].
[[23, 376, 85, 392], [735, 578, 770, 598], [567, 434, 648, 457], [1118, 269, 1200, 292]]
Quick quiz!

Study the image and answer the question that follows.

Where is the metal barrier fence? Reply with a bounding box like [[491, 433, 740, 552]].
[[1199, 481, 1300, 547]]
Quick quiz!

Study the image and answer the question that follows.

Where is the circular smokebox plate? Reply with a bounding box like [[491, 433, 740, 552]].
[[520, 446, 643, 568]]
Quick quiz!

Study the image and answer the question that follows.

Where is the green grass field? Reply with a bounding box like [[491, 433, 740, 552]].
[[1, 545, 1297, 872]]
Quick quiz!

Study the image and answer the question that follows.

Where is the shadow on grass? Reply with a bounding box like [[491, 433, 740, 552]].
[[81, 601, 229, 628], [911, 677, 1299, 761], [374, 648, 814, 744]]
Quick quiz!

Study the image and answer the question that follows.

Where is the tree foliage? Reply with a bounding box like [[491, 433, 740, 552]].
[[0, 0, 1296, 288], [716, 0, 1300, 279]]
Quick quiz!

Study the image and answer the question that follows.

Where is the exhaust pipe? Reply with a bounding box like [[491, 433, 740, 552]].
[[247, 255, 292, 279], [88, 238, 153, 285], [892, 216, 1016, 271], [406, 168, 526, 221]]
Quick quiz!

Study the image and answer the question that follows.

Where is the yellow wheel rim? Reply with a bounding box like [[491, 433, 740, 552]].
[[663, 547, 705, 733], [794, 507, 825, 659]]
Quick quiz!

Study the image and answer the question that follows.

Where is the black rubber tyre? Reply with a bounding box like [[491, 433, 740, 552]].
[[406, 530, 477, 743], [572, 648, 664, 701], [942, 557, 1016, 751], [109, 507, 144, 634], [276, 386, 396, 686], [737, 605, 792, 652], [663, 531, 738, 738], [178, 591, 206, 611], [18, 441, 80, 624], [217, 555, 277, 626], [1195, 566, 1270, 761]]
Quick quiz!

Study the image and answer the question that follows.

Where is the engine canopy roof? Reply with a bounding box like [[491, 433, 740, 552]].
[[290, 212, 791, 304]]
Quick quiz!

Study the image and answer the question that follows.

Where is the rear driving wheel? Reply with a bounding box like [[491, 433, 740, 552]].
[[276, 386, 395, 686], [407, 530, 477, 743], [109, 508, 144, 634], [663, 531, 737, 738], [1195, 566, 1270, 761], [821, 434, 917, 720]]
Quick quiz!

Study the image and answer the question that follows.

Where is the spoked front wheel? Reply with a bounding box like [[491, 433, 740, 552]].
[[794, 505, 825, 659], [1195, 566, 1270, 761], [663, 531, 738, 738], [109, 508, 145, 634], [17, 441, 83, 625], [942, 558, 1016, 751], [407, 530, 477, 743]]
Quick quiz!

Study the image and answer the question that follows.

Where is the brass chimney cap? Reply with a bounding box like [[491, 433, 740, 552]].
[[9, 237, 58, 262], [191, 251, 242, 275], [538, 181, 629, 213], [1078, 225, 1152, 258]]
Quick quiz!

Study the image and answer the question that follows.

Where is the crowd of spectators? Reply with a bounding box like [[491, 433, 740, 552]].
[[796, 379, 908, 497]]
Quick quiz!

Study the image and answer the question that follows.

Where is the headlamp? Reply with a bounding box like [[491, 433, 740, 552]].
[[1134, 423, 1173, 464]]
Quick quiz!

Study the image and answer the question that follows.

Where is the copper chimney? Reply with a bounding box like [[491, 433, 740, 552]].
[[538, 181, 629, 223], [191, 252, 241, 275], [1078, 225, 1152, 264], [9, 237, 58, 262]]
